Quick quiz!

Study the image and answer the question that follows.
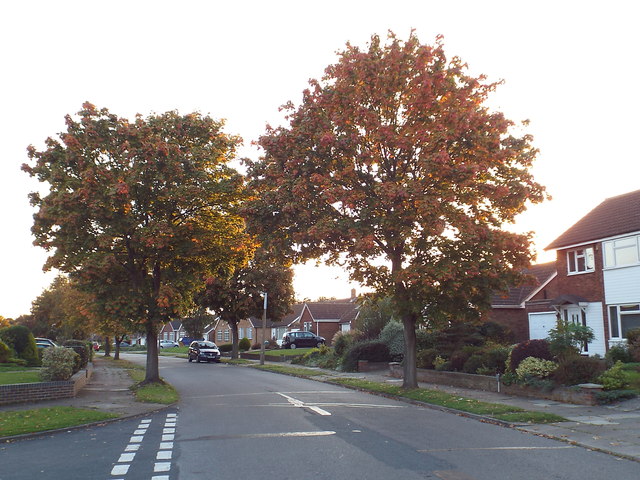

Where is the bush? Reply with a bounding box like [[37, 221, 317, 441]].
[[63, 340, 90, 370], [449, 346, 479, 372], [218, 343, 232, 352], [40, 347, 79, 381], [416, 348, 439, 369], [509, 339, 553, 371], [597, 361, 629, 391], [239, 337, 251, 351], [342, 341, 391, 372], [625, 328, 640, 344], [0, 325, 40, 366], [479, 321, 514, 344], [515, 357, 557, 380], [0, 339, 12, 363], [547, 320, 595, 359], [333, 331, 357, 357], [479, 346, 510, 375], [378, 321, 404, 360], [552, 355, 607, 386], [606, 345, 633, 364], [462, 354, 485, 374]]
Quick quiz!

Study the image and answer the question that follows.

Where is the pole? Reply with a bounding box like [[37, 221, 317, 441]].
[[260, 292, 267, 365]]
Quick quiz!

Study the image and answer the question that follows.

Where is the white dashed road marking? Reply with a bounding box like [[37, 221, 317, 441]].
[[109, 412, 179, 479]]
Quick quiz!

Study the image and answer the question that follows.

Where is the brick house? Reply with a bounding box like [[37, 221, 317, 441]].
[[489, 262, 558, 342], [286, 299, 359, 346], [208, 317, 256, 345], [158, 320, 184, 344], [491, 189, 640, 355]]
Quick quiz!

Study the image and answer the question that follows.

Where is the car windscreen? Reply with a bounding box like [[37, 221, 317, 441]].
[[198, 342, 217, 348]]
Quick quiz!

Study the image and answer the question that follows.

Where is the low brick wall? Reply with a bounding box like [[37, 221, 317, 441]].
[[0, 362, 94, 406], [240, 352, 292, 362], [388, 363, 601, 405]]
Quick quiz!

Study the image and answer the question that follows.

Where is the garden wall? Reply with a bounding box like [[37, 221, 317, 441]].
[[0, 363, 93, 406], [388, 363, 602, 405]]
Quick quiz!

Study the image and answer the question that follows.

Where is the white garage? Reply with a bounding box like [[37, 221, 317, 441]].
[[528, 311, 557, 340]]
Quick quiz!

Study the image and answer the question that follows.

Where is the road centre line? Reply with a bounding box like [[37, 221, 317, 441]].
[[277, 393, 331, 416], [182, 430, 337, 441]]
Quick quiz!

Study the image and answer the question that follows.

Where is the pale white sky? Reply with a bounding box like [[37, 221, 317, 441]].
[[1, 0, 638, 318]]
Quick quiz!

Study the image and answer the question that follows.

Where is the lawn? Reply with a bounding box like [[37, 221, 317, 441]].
[[116, 358, 179, 404], [0, 365, 41, 385], [0, 407, 118, 437], [621, 362, 640, 393]]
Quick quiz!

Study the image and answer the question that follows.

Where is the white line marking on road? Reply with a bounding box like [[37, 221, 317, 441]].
[[124, 444, 140, 452], [133, 429, 147, 435], [129, 435, 144, 443], [118, 453, 136, 462], [167, 413, 177, 418], [151, 477, 170, 480], [419, 446, 576, 452], [154, 462, 171, 472], [162, 434, 174, 441], [156, 450, 172, 460], [111, 464, 129, 475], [162, 428, 175, 434], [141, 419, 152, 424], [159, 442, 173, 449], [277, 393, 331, 416]]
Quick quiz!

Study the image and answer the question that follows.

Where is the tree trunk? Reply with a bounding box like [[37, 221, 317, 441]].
[[145, 325, 160, 383], [402, 313, 418, 389], [103, 336, 111, 357], [114, 338, 120, 360], [230, 320, 239, 360]]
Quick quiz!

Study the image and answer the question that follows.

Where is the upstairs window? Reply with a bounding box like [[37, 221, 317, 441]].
[[567, 247, 595, 274], [604, 236, 640, 268]]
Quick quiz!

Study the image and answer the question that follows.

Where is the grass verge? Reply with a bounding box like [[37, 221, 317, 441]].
[[123, 361, 179, 404], [0, 407, 118, 437], [331, 378, 567, 424], [250, 364, 328, 376]]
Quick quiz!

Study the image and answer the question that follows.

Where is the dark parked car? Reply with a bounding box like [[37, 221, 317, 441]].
[[188, 341, 221, 363], [281, 331, 325, 349]]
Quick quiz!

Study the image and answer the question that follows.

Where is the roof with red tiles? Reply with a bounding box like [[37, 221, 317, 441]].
[[546, 189, 640, 250], [491, 262, 557, 308]]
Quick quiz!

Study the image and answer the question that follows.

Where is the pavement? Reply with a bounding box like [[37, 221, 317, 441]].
[[1, 355, 639, 463]]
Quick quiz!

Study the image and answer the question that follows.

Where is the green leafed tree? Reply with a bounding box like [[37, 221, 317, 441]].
[[246, 32, 546, 388], [198, 249, 295, 359], [23, 103, 252, 383]]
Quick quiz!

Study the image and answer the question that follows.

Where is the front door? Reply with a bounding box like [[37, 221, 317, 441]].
[[561, 306, 588, 353]]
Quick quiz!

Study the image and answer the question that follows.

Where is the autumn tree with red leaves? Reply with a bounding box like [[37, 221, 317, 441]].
[[246, 32, 546, 388], [24, 103, 252, 383]]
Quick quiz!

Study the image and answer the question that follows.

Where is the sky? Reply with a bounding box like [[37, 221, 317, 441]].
[[1, 0, 638, 319]]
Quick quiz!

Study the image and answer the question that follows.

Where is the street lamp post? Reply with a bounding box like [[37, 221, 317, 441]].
[[260, 291, 267, 365]]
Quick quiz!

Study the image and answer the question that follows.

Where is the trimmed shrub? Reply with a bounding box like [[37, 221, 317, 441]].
[[462, 354, 485, 374], [40, 347, 79, 381], [218, 343, 232, 352], [552, 355, 607, 386], [597, 361, 629, 391], [0, 325, 40, 366], [378, 321, 404, 360], [416, 348, 439, 369], [63, 340, 90, 370], [625, 328, 640, 344], [606, 345, 633, 364], [509, 339, 553, 371], [0, 339, 12, 363], [515, 357, 557, 380], [479, 346, 510, 375], [333, 331, 357, 357], [342, 341, 391, 372], [239, 337, 251, 351], [449, 346, 480, 372]]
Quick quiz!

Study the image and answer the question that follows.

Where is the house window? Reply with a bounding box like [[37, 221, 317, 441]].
[[609, 304, 640, 338], [247, 328, 252, 339], [604, 236, 640, 268], [217, 330, 223, 341], [303, 322, 313, 332], [567, 247, 595, 274], [239, 327, 244, 339], [224, 330, 230, 342]]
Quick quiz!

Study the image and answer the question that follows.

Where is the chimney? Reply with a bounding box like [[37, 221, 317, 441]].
[[350, 288, 356, 300]]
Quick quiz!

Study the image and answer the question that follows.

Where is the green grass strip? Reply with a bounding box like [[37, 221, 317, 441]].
[[331, 378, 566, 424], [0, 370, 42, 385], [251, 364, 327, 376], [0, 406, 118, 437]]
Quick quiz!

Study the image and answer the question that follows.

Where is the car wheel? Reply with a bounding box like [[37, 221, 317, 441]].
[[196, 357, 201, 363], [290, 343, 297, 349], [188, 356, 192, 362], [317, 342, 324, 348]]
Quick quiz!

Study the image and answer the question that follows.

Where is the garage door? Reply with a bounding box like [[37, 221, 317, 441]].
[[528, 312, 557, 340]]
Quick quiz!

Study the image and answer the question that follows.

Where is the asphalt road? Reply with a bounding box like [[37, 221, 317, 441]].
[[2, 354, 639, 480]]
